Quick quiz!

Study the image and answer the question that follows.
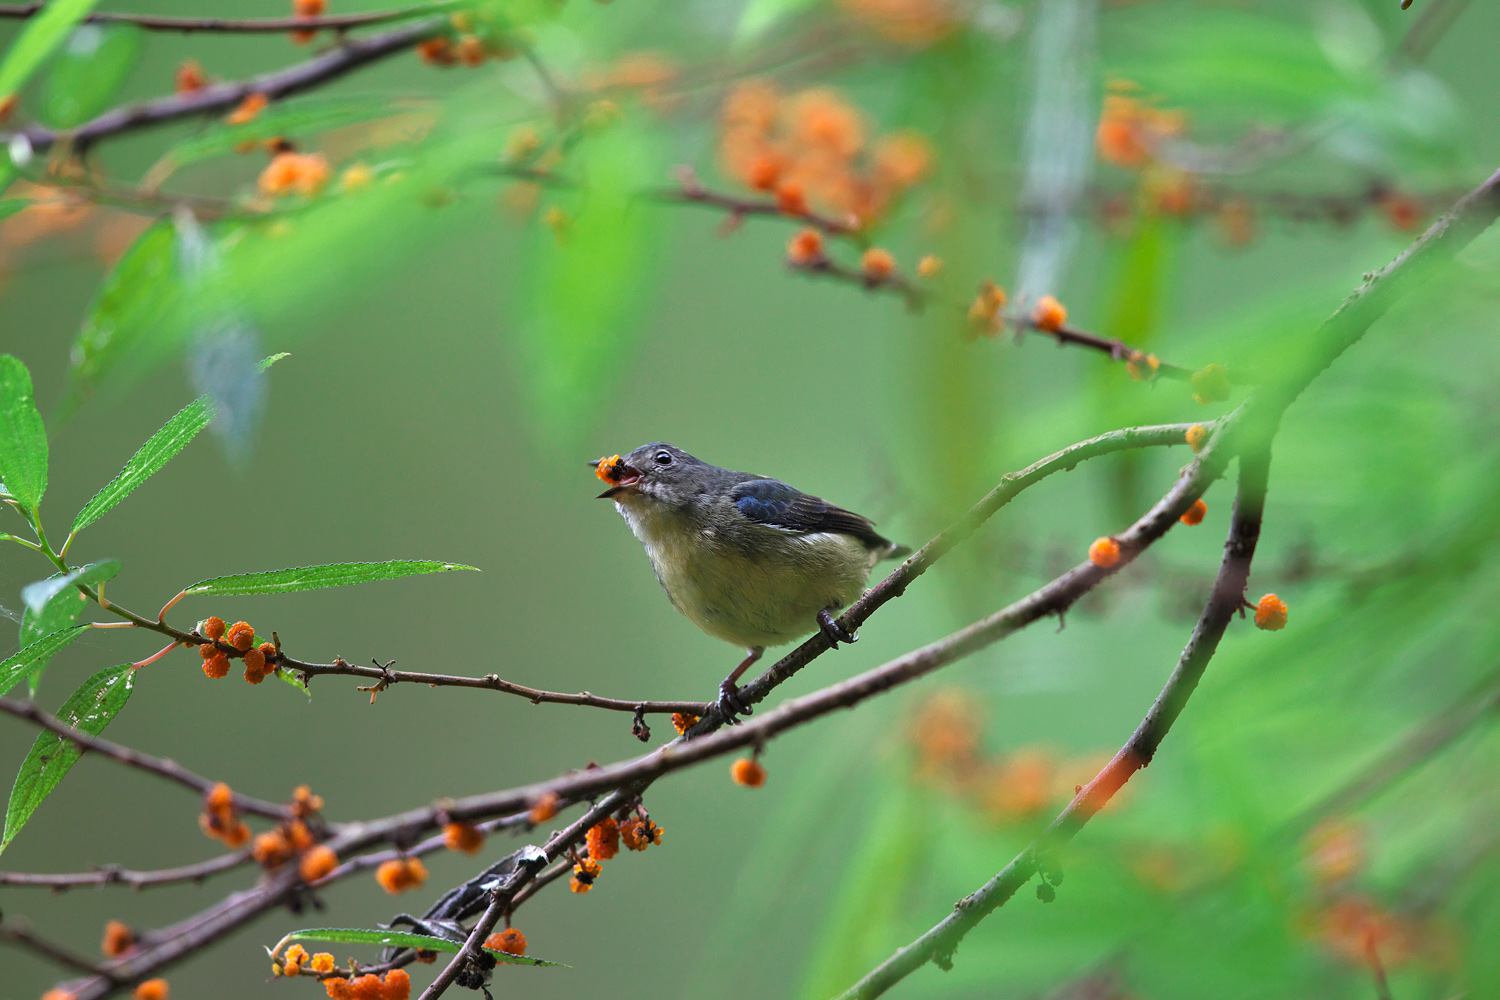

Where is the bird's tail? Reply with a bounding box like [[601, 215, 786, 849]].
[[881, 542, 913, 562]]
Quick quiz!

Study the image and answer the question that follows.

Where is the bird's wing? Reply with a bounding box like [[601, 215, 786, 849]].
[[731, 478, 894, 551]]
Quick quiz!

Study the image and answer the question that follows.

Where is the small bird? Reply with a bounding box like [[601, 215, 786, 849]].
[[592, 443, 910, 720]]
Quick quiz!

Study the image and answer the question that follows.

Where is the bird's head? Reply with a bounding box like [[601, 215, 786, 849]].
[[590, 443, 712, 505]]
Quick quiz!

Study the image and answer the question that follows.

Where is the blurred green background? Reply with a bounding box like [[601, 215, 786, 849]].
[[4, 0, 1500, 997]]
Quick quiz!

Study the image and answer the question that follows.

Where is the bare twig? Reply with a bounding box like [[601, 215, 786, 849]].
[[0, 922, 113, 978], [0, 697, 287, 821], [0, 1, 450, 33], [0, 850, 252, 890]]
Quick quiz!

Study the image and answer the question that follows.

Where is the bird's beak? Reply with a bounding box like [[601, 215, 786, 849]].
[[590, 456, 643, 499]]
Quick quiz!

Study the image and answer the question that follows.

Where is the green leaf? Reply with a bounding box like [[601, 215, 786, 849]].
[[2, 663, 133, 854], [71, 397, 213, 534], [0, 0, 102, 103], [277, 928, 566, 967], [258, 352, 291, 373], [19, 561, 120, 692], [0, 354, 49, 512], [276, 667, 309, 698], [62, 219, 179, 413], [0, 626, 87, 697], [42, 23, 142, 129], [183, 560, 478, 597], [735, 0, 820, 43], [0, 199, 30, 222]]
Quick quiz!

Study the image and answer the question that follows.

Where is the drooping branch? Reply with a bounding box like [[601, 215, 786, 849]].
[[834, 443, 1271, 1000]]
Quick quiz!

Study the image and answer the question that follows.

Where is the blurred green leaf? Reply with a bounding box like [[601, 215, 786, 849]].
[[258, 352, 291, 372], [509, 117, 664, 452], [19, 560, 120, 692], [1, 663, 132, 854], [0, 199, 30, 221], [41, 23, 142, 128], [0, 0, 101, 102], [157, 98, 415, 175], [63, 219, 179, 412], [0, 354, 49, 513], [183, 560, 479, 597], [0, 626, 87, 697], [71, 397, 213, 534], [735, 0, 821, 43], [277, 927, 567, 966]]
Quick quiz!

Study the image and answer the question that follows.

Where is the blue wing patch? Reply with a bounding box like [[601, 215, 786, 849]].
[[732, 479, 893, 551]]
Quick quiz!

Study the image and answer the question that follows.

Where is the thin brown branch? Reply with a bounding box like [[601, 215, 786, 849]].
[[653, 165, 861, 238], [0, 922, 113, 979], [16, 18, 445, 153], [0, 1, 446, 33], [835, 443, 1271, 999], [0, 697, 287, 821], [0, 849, 252, 890], [788, 256, 926, 310]]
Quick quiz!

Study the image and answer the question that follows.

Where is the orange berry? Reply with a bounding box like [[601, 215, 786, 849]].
[[324, 980, 352, 1000], [1088, 537, 1121, 569], [916, 254, 943, 278], [299, 844, 338, 882], [290, 28, 316, 44], [570, 857, 601, 893], [339, 974, 383, 1000], [529, 791, 559, 825], [202, 652, 231, 679], [375, 857, 428, 894], [1254, 594, 1288, 631], [227, 93, 269, 125], [292, 784, 323, 816], [671, 712, 700, 735], [1031, 295, 1067, 332], [860, 248, 895, 281], [1185, 424, 1207, 452], [586, 817, 619, 861], [226, 622, 255, 652], [174, 60, 207, 95], [253, 830, 295, 868], [222, 820, 250, 848], [379, 969, 411, 1000], [747, 155, 781, 192], [1179, 499, 1207, 526], [201, 616, 226, 640], [132, 980, 168, 1000], [293, 0, 326, 15], [416, 37, 456, 66], [285, 945, 309, 965], [619, 816, 664, 851], [288, 820, 315, 850], [310, 953, 336, 974], [243, 646, 268, 683], [485, 927, 526, 956], [101, 920, 135, 957], [206, 782, 234, 813], [444, 821, 485, 855], [775, 180, 808, 216], [43, 991, 76, 1000], [786, 227, 824, 265], [1190, 363, 1231, 405], [731, 757, 766, 787], [258, 152, 331, 197]]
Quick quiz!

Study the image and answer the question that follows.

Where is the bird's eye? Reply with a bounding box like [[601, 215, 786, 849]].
[[654, 450, 673, 466]]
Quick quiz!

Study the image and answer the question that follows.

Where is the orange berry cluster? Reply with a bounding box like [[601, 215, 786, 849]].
[[671, 712, 700, 735], [199, 781, 250, 847], [570, 811, 663, 894], [484, 927, 527, 956], [907, 689, 1113, 823], [197, 618, 277, 683], [323, 968, 410, 1000], [731, 757, 766, 787], [101, 919, 135, 958], [586, 816, 619, 860], [443, 820, 485, 855], [619, 815, 663, 851], [416, 24, 513, 68], [570, 856, 602, 893], [274, 943, 336, 977], [246, 785, 327, 876], [719, 80, 932, 227], [259, 152, 331, 198], [375, 856, 429, 895]]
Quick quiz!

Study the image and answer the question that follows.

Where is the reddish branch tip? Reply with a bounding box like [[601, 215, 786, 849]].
[[375, 856, 429, 894], [485, 927, 527, 956], [1185, 424, 1207, 452], [1031, 295, 1067, 332], [101, 919, 135, 958], [586, 817, 620, 860], [1254, 594, 1288, 631], [444, 820, 485, 854], [731, 757, 767, 787], [1180, 499, 1207, 526], [1088, 537, 1122, 569]]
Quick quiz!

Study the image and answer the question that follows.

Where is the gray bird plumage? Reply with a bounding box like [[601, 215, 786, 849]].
[[594, 444, 907, 718]]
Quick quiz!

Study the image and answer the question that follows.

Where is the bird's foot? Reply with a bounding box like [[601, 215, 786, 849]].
[[818, 608, 857, 646], [717, 680, 753, 723]]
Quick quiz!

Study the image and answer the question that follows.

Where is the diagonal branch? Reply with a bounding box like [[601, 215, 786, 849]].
[[835, 443, 1271, 1000], [0, 1, 449, 33]]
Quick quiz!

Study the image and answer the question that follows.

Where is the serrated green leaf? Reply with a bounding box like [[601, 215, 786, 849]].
[[0, 626, 87, 697], [62, 220, 179, 413], [278, 928, 566, 967], [71, 396, 213, 534], [0, 354, 49, 513], [2, 663, 132, 854], [258, 352, 291, 372], [183, 560, 478, 597], [42, 23, 142, 129], [19, 561, 119, 692], [0, 0, 102, 103]]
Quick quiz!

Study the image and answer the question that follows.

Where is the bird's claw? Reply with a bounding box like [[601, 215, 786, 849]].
[[717, 681, 753, 723], [818, 608, 857, 646]]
